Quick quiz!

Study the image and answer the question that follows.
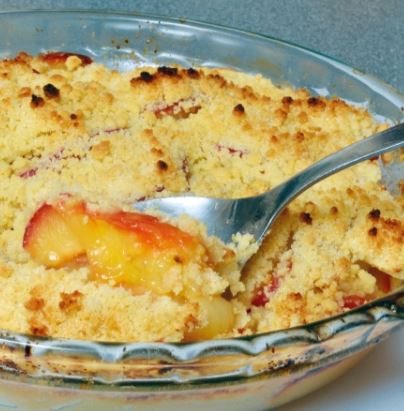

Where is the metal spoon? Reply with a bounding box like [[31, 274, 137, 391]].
[[135, 123, 404, 249]]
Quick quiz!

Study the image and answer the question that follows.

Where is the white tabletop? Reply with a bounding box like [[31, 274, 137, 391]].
[[279, 327, 404, 410]]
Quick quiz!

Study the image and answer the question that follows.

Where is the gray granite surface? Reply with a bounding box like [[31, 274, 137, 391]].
[[0, 0, 402, 93]]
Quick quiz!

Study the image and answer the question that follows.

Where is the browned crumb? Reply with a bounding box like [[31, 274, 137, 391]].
[[186, 67, 200, 79], [29, 319, 48, 337], [282, 96, 293, 105], [43, 83, 60, 99], [59, 290, 83, 312], [24, 297, 45, 311], [156, 160, 169, 171], [30, 94, 45, 108], [299, 212, 313, 225], [157, 66, 178, 76], [18, 87, 31, 98], [233, 103, 245, 116], [368, 209, 381, 221], [330, 206, 338, 215]]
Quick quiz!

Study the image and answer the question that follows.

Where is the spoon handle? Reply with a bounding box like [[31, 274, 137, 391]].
[[256, 122, 404, 241]]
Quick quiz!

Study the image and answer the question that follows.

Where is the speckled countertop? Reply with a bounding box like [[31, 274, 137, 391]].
[[0, 0, 402, 93], [0, 1, 402, 410]]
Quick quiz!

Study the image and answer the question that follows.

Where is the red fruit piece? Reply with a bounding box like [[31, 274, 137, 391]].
[[19, 168, 38, 179], [251, 289, 268, 307], [343, 295, 366, 309], [23, 204, 85, 267], [251, 276, 279, 307], [367, 266, 391, 294], [40, 52, 92, 66], [153, 98, 201, 119]]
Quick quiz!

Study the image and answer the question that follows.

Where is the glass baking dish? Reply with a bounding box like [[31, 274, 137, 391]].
[[0, 9, 402, 411]]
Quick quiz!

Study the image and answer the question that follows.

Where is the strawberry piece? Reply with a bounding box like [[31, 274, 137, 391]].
[[251, 276, 279, 307], [251, 289, 269, 307], [23, 204, 85, 267], [40, 52, 92, 66], [343, 295, 366, 309], [19, 168, 38, 179], [267, 276, 279, 293]]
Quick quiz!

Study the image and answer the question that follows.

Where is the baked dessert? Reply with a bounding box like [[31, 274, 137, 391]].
[[0, 52, 402, 342]]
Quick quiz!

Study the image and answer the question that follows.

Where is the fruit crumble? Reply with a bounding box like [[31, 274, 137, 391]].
[[0, 52, 402, 342]]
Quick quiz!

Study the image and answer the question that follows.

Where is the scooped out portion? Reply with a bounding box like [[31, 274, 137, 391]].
[[22, 197, 240, 340]]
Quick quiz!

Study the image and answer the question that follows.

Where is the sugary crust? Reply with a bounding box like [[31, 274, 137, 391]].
[[0, 52, 402, 341]]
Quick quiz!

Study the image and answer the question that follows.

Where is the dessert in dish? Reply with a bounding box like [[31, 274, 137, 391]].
[[0, 52, 402, 342]]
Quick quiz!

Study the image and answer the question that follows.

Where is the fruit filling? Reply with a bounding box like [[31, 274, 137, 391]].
[[23, 199, 236, 339], [23, 200, 208, 293]]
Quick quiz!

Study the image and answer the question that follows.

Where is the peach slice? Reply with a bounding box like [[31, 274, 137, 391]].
[[185, 296, 235, 340], [23, 200, 208, 294], [23, 204, 85, 267]]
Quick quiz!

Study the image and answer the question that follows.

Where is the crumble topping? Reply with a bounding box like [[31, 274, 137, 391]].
[[0, 52, 401, 342]]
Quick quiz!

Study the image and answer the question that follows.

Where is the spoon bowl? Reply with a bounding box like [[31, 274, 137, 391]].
[[135, 123, 404, 249]]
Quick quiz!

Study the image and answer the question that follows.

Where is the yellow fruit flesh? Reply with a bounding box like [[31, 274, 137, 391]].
[[77, 218, 189, 294], [185, 296, 235, 340], [58, 209, 200, 294]]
